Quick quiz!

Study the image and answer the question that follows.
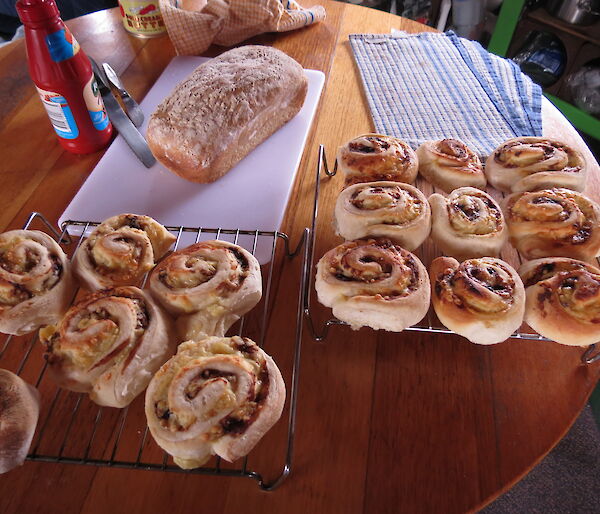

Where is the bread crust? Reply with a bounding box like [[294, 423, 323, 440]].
[[0, 370, 40, 474], [430, 256, 525, 345], [519, 257, 600, 346], [147, 46, 308, 183]]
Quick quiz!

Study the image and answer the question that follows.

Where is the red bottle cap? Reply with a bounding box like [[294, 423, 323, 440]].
[[16, 0, 61, 24]]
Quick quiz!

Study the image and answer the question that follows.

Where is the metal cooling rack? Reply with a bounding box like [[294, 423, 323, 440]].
[[303, 145, 600, 365], [1, 212, 310, 490]]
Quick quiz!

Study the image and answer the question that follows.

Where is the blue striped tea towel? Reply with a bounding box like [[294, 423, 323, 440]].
[[349, 31, 543, 157]]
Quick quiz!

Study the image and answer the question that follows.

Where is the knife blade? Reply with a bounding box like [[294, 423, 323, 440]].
[[90, 58, 156, 168], [102, 62, 145, 127]]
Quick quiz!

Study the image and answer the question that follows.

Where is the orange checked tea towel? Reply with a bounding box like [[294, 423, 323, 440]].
[[159, 0, 326, 55]]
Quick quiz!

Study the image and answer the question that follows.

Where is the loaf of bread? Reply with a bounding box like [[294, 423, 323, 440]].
[[146, 46, 308, 183]]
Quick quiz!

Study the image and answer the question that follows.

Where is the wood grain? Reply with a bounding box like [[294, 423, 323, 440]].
[[0, 3, 598, 514]]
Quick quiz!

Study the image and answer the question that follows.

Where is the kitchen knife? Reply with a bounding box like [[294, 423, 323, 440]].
[[90, 58, 156, 169], [102, 62, 145, 127]]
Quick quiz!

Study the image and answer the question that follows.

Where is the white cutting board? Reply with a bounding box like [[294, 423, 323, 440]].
[[60, 56, 325, 262]]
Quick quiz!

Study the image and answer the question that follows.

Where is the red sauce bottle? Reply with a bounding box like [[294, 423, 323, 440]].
[[16, 0, 113, 154]]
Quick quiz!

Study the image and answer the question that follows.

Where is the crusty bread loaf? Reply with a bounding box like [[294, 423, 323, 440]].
[[147, 45, 308, 183]]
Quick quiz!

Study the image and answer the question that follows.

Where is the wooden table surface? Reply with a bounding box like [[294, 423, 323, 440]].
[[1, 3, 599, 513]]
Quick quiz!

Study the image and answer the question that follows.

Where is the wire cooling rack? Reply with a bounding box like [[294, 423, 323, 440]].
[[1, 212, 310, 490], [303, 145, 600, 365]]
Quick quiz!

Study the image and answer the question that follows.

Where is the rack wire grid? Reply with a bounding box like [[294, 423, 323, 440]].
[[1, 212, 310, 491], [303, 145, 600, 365]]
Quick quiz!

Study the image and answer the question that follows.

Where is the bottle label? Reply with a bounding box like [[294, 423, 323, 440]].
[[83, 75, 110, 131], [45, 27, 80, 62], [119, 1, 166, 37], [36, 87, 79, 139]]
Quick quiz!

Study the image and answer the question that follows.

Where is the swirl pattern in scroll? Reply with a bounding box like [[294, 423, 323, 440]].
[[148, 240, 262, 340], [0, 230, 75, 335], [315, 239, 430, 332], [41, 286, 175, 407], [337, 134, 418, 186], [335, 181, 431, 251], [145, 336, 285, 469], [430, 256, 525, 345]]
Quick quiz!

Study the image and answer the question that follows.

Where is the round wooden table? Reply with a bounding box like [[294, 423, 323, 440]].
[[0, 3, 599, 513]]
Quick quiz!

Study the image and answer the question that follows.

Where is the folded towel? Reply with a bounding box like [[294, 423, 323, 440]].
[[349, 31, 543, 157]]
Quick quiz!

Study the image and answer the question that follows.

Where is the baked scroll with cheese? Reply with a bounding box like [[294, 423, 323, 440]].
[[429, 187, 507, 260], [334, 181, 431, 251], [72, 214, 175, 291], [416, 138, 486, 193], [0, 230, 75, 335], [337, 134, 418, 187], [430, 257, 525, 345], [148, 241, 262, 340], [315, 238, 430, 332], [145, 336, 285, 469], [485, 137, 586, 193], [504, 188, 600, 261], [519, 257, 600, 346], [41, 286, 175, 408]]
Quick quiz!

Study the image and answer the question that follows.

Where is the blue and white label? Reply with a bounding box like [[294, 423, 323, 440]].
[[36, 87, 79, 139]]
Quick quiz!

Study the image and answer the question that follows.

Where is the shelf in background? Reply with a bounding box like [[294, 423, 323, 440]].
[[527, 7, 600, 47], [488, 0, 599, 141]]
